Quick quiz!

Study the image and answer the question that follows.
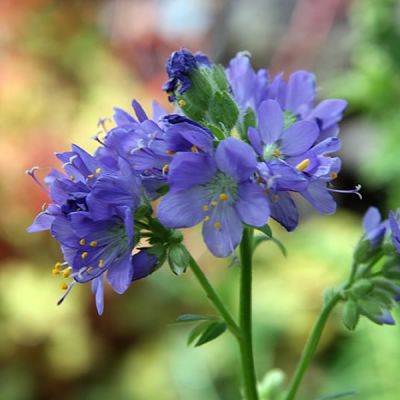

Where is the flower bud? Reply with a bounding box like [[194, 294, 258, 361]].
[[168, 243, 190, 275], [209, 90, 239, 131], [342, 300, 359, 330]]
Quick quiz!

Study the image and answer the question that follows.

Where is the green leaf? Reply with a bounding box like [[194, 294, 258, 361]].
[[175, 314, 215, 323], [187, 321, 213, 346], [194, 321, 227, 347], [252, 224, 287, 257], [318, 390, 357, 400]]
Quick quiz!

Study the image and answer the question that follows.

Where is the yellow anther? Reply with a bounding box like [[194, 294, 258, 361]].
[[62, 268, 72, 278], [81, 252, 88, 260], [214, 222, 222, 230], [204, 216, 210, 222], [203, 204, 209, 212], [191, 145, 198, 152], [98, 259, 104, 268], [60, 282, 68, 290], [90, 241, 97, 247], [272, 195, 279, 202], [54, 262, 62, 270], [272, 149, 281, 157], [165, 150, 176, 155], [178, 99, 186, 108], [331, 171, 338, 180], [295, 158, 310, 172], [52, 268, 60, 276], [257, 176, 264, 183], [95, 168, 101, 174], [79, 239, 86, 246], [87, 266, 93, 273], [219, 193, 228, 201], [162, 164, 169, 174], [264, 188, 270, 194], [69, 175, 75, 181], [211, 201, 218, 207], [87, 174, 95, 179]]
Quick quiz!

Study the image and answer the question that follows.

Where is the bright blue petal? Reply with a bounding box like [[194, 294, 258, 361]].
[[363, 207, 381, 232], [280, 121, 319, 156], [285, 71, 315, 114], [107, 252, 133, 294], [302, 181, 336, 215], [215, 138, 257, 182], [91, 276, 105, 315], [257, 100, 284, 145], [269, 192, 299, 232]]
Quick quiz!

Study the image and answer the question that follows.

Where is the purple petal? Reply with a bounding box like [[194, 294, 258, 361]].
[[113, 107, 137, 126], [363, 207, 381, 232], [280, 121, 319, 156], [257, 100, 284, 145], [310, 99, 347, 130], [107, 253, 133, 294], [202, 204, 243, 257], [27, 212, 55, 232], [389, 211, 400, 252], [168, 153, 216, 192], [269, 192, 299, 232], [302, 181, 336, 215], [91, 276, 104, 315], [267, 160, 308, 192], [215, 138, 257, 182], [132, 250, 158, 281], [248, 127, 263, 155], [158, 186, 209, 228], [132, 99, 148, 122], [235, 182, 270, 227], [285, 71, 315, 114]]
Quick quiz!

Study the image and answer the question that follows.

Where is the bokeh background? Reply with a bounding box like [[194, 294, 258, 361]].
[[1, 0, 400, 399]]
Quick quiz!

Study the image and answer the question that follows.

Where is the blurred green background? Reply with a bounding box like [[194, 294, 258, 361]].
[[1, 0, 400, 399]]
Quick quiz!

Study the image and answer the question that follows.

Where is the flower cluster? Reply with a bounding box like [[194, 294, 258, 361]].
[[28, 48, 355, 312], [340, 207, 400, 329]]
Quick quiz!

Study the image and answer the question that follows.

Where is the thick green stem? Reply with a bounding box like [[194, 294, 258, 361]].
[[239, 228, 259, 400], [188, 256, 242, 340], [284, 293, 341, 400]]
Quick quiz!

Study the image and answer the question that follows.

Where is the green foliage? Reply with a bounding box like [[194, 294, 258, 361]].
[[187, 321, 227, 347]]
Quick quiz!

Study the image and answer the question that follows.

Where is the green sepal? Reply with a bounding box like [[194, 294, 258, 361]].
[[204, 123, 226, 140], [211, 64, 230, 91], [241, 107, 257, 139], [175, 314, 216, 324], [353, 238, 375, 263], [342, 300, 360, 330], [350, 279, 374, 298], [209, 90, 239, 131], [176, 94, 205, 122], [168, 243, 190, 275]]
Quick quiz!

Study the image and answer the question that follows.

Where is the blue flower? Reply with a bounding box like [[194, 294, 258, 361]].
[[162, 48, 211, 101], [27, 146, 158, 314], [389, 210, 400, 252], [158, 138, 270, 257], [363, 207, 387, 247]]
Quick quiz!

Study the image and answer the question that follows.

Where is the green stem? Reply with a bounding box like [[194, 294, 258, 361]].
[[188, 256, 242, 340], [284, 293, 341, 400], [239, 228, 259, 400]]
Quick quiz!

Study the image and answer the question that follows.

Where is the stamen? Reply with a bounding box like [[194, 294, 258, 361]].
[[62, 267, 72, 278], [204, 216, 210, 222], [95, 168, 101, 175], [214, 222, 222, 230], [69, 175, 75, 181], [79, 239, 86, 246], [165, 150, 176, 155], [328, 184, 362, 200], [178, 99, 186, 108], [91, 131, 105, 146], [97, 117, 111, 133], [60, 282, 68, 290], [211, 201, 218, 207], [330, 172, 338, 180], [87, 174, 95, 179], [203, 204, 209, 212], [81, 252, 88, 259], [25, 167, 48, 192], [87, 266, 93, 273], [57, 282, 76, 306], [54, 262, 63, 270], [191, 145, 198, 152], [295, 159, 310, 172], [162, 164, 169, 175], [98, 259, 104, 268], [272, 195, 279, 202], [90, 241, 97, 247], [272, 149, 281, 158], [52, 268, 60, 276], [219, 193, 228, 201]]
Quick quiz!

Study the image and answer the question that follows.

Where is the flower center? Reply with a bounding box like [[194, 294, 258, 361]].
[[204, 172, 238, 201], [263, 144, 281, 161]]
